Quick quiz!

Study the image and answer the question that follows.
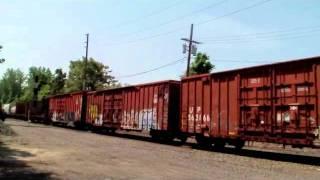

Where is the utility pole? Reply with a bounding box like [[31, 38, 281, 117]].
[[181, 24, 201, 77], [83, 33, 89, 91]]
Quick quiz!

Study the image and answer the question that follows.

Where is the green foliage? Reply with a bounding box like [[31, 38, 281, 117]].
[[51, 68, 66, 94], [65, 57, 117, 92], [0, 45, 5, 63], [0, 69, 25, 104], [20, 67, 53, 101], [189, 52, 214, 75], [0, 55, 118, 103]]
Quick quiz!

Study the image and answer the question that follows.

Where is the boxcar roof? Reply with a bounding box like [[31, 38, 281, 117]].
[[47, 91, 86, 98], [182, 55, 320, 80], [92, 80, 180, 94]]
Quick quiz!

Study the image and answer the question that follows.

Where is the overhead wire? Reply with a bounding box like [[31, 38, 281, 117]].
[[112, 0, 185, 29], [116, 57, 277, 79], [195, 0, 272, 26], [119, 0, 229, 37], [106, 0, 273, 46], [116, 57, 186, 78], [199, 25, 320, 40], [204, 30, 320, 44]]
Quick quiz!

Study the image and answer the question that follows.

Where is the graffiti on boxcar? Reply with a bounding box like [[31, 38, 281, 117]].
[[153, 94, 158, 104], [52, 111, 80, 123], [89, 105, 102, 125], [89, 105, 98, 119], [122, 108, 158, 131]]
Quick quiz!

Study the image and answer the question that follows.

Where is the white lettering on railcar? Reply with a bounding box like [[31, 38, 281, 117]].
[[297, 86, 309, 92], [290, 106, 298, 111], [250, 78, 261, 84], [280, 87, 291, 93], [188, 106, 210, 129]]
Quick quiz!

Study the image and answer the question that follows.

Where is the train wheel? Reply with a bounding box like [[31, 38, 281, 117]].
[[213, 140, 225, 149], [151, 134, 161, 142], [196, 135, 211, 147], [234, 140, 245, 150], [178, 136, 188, 144]]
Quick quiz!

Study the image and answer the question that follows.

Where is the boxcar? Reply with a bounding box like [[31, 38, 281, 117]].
[[48, 91, 86, 127], [4, 101, 47, 121], [27, 100, 49, 123], [11, 102, 29, 120], [181, 56, 320, 148], [86, 87, 127, 131], [86, 80, 183, 141]]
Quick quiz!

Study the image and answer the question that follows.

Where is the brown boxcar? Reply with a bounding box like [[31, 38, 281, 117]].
[[86, 87, 126, 130], [181, 56, 320, 148], [27, 100, 49, 123], [48, 91, 86, 127], [86, 80, 182, 140]]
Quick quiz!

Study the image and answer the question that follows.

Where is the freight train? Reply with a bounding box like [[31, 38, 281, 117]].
[[4, 56, 320, 149]]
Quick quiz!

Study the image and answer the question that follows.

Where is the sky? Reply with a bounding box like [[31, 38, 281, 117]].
[[0, 0, 320, 84]]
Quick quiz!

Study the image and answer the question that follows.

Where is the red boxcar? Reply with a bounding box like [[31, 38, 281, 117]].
[[27, 100, 49, 123], [48, 91, 86, 127], [86, 87, 126, 130], [86, 80, 182, 140], [181, 56, 320, 148]]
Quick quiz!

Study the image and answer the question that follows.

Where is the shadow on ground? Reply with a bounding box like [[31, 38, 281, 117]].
[[191, 144, 320, 166], [9, 119, 320, 167], [90, 128, 320, 167], [0, 137, 56, 179]]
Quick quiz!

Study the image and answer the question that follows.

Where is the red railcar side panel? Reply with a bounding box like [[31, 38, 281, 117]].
[[49, 92, 84, 125], [86, 81, 180, 133], [86, 89, 123, 128], [181, 57, 320, 147], [121, 81, 179, 132]]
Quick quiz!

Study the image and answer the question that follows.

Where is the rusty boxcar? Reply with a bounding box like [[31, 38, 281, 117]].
[[86, 80, 183, 141], [48, 91, 86, 127], [6, 101, 48, 122], [27, 100, 49, 123], [86, 87, 127, 131], [181, 56, 320, 148]]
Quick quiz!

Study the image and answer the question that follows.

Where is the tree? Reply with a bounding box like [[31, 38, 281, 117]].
[[51, 68, 66, 94], [0, 69, 25, 104], [20, 67, 53, 101], [188, 52, 214, 75], [65, 57, 117, 92], [0, 45, 5, 64]]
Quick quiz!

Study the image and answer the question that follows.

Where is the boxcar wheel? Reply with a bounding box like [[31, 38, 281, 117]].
[[178, 136, 188, 144], [234, 140, 245, 150], [213, 140, 225, 149], [151, 134, 161, 142], [196, 135, 211, 147]]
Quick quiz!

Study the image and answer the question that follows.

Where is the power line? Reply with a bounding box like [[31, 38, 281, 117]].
[[105, 26, 186, 46], [214, 59, 272, 63], [200, 26, 320, 41], [113, 0, 185, 29], [199, 25, 320, 40], [116, 57, 186, 79], [204, 31, 320, 44], [119, 0, 229, 37], [106, 0, 272, 46], [116, 57, 277, 79], [196, 0, 272, 26]]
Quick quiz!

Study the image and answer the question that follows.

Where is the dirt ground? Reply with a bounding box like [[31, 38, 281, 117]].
[[1, 119, 320, 180]]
